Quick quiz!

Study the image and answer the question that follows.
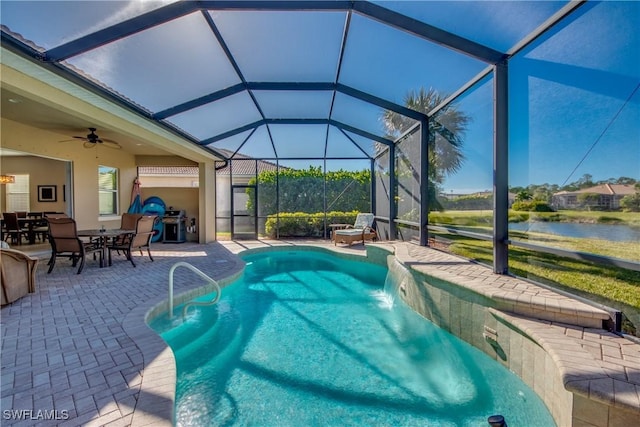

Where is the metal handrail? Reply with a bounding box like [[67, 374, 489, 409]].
[[168, 261, 221, 319]]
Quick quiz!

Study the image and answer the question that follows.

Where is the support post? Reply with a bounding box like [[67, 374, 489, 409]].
[[389, 144, 397, 239], [419, 118, 429, 246], [370, 158, 376, 217], [493, 60, 509, 274]]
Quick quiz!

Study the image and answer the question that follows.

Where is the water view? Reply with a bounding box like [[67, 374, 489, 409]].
[[509, 222, 640, 242]]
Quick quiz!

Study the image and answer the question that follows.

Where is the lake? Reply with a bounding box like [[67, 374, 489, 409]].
[[509, 221, 640, 242]]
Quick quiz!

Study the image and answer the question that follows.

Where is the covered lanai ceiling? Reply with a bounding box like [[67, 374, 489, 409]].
[[1, 1, 573, 163]]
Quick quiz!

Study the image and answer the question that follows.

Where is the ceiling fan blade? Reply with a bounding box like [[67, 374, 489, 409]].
[[102, 140, 122, 150], [60, 128, 122, 149]]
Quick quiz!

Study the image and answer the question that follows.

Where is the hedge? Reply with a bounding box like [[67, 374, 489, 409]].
[[264, 211, 360, 238]]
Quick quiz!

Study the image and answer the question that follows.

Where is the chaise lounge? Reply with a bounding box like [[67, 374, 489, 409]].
[[333, 213, 378, 246]]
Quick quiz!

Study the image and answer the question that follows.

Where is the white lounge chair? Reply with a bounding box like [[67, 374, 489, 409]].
[[333, 213, 377, 246]]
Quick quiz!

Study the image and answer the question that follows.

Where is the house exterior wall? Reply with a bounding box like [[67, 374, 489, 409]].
[[137, 187, 199, 242], [0, 155, 68, 213], [1, 118, 137, 230], [138, 175, 199, 188]]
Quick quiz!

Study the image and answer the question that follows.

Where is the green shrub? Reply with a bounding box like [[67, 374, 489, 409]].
[[264, 211, 359, 238], [508, 212, 530, 223], [512, 201, 554, 212]]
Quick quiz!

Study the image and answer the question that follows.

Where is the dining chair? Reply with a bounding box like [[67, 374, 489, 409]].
[[47, 217, 103, 274], [2, 212, 29, 245], [110, 213, 143, 247], [28, 212, 48, 241], [107, 215, 157, 267]]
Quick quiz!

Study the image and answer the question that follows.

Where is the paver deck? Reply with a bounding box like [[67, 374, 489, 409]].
[[1, 240, 638, 426]]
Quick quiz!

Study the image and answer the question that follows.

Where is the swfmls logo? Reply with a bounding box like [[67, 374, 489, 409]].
[[3, 409, 69, 421]]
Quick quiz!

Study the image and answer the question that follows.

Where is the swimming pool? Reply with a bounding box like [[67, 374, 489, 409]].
[[150, 249, 556, 426]]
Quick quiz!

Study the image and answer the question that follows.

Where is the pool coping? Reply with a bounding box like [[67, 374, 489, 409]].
[[125, 240, 640, 426]]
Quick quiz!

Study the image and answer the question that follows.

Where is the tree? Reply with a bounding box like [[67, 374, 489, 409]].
[[616, 176, 637, 185], [578, 173, 594, 188], [515, 190, 533, 203], [382, 87, 470, 211], [620, 192, 640, 212]]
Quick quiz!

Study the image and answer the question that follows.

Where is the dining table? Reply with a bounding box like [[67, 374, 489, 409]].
[[77, 228, 135, 267], [0, 218, 44, 245]]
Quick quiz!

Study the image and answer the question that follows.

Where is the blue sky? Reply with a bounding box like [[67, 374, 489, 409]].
[[2, 0, 638, 192]]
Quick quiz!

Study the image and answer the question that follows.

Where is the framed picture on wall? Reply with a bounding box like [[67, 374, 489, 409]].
[[38, 185, 57, 202]]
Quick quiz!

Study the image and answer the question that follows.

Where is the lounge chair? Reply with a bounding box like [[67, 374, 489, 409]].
[[333, 213, 377, 246], [47, 217, 103, 274], [107, 215, 156, 267]]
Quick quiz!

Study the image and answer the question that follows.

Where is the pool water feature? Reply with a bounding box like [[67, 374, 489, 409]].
[[150, 250, 556, 426]]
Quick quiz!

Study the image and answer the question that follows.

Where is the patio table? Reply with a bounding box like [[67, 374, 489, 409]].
[[77, 228, 134, 267]]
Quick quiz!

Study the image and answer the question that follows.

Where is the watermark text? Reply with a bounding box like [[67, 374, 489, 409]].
[[3, 409, 69, 421]]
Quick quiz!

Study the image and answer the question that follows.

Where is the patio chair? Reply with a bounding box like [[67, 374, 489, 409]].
[[1, 247, 38, 305], [333, 213, 378, 246], [107, 215, 156, 267], [28, 212, 49, 242], [2, 212, 29, 245], [109, 213, 143, 249], [47, 217, 103, 274]]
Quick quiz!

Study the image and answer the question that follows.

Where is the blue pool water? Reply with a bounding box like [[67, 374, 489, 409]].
[[150, 250, 556, 426]]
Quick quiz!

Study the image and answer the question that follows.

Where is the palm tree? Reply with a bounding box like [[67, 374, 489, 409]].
[[381, 87, 470, 211]]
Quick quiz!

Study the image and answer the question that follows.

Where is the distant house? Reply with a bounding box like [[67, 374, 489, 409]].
[[552, 184, 636, 210], [214, 153, 280, 180], [214, 152, 282, 217]]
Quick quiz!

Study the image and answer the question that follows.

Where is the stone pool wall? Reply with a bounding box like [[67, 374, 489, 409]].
[[382, 244, 639, 427]]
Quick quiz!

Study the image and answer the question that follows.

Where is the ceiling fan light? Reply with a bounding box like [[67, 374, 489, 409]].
[[0, 175, 16, 184]]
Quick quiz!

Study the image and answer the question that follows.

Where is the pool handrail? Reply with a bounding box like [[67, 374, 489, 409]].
[[168, 261, 221, 319]]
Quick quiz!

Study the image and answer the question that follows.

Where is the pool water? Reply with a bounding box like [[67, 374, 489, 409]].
[[150, 250, 556, 427]]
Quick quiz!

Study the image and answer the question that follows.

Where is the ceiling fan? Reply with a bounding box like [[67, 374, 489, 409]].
[[61, 127, 122, 149]]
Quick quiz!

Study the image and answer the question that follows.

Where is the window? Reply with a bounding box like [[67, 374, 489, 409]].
[[98, 166, 118, 216], [5, 174, 30, 212]]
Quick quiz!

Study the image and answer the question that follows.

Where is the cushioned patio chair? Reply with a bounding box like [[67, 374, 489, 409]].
[[1, 247, 38, 305], [47, 217, 103, 274], [107, 215, 156, 267], [333, 213, 378, 246]]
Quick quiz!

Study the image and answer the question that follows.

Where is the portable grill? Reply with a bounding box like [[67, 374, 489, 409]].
[[162, 210, 186, 243]]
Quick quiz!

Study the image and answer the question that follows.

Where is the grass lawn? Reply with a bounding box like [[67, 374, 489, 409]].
[[432, 232, 640, 336], [508, 230, 640, 261]]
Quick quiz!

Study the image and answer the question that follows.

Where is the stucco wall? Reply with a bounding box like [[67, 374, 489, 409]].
[[139, 187, 199, 242], [1, 118, 137, 230], [0, 155, 68, 213]]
